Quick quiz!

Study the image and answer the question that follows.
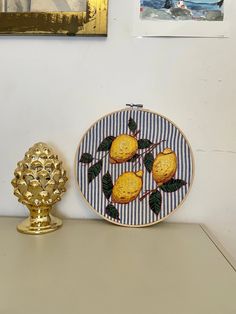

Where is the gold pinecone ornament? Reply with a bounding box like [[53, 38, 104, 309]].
[[12, 142, 68, 235]]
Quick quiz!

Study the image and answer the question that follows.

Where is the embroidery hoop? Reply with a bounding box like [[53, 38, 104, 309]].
[[75, 106, 195, 227]]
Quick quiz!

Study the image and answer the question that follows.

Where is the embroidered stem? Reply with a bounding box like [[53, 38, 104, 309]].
[[139, 189, 158, 201]]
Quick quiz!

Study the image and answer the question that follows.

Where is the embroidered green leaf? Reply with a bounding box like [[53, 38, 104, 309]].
[[127, 154, 140, 162], [102, 172, 113, 200], [88, 160, 103, 183], [149, 190, 162, 215], [128, 118, 137, 133], [105, 204, 120, 220], [160, 179, 187, 193], [79, 153, 93, 164], [138, 139, 153, 149], [97, 136, 115, 152], [143, 152, 154, 173]]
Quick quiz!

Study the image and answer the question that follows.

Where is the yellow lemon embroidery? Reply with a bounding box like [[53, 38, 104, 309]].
[[112, 170, 143, 204], [152, 148, 177, 186], [110, 134, 138, 163]]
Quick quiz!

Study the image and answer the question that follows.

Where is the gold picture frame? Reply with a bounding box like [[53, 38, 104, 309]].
[[0, 0, 108, 36]]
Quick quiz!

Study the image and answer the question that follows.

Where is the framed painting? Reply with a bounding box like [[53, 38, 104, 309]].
[[0, 0, 108, 36], [133, 0, 230, 37]]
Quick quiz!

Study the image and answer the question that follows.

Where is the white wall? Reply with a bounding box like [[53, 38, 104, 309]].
[[0, 0, 235, 260]]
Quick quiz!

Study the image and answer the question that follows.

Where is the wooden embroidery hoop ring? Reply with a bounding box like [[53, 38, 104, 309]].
[[75, 106, 195, 227]]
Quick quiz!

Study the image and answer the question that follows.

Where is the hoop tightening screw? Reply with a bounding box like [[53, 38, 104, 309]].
[[126, 104, 144, 109]]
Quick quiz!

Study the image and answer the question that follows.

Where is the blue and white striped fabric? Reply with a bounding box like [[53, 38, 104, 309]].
[[77, 109, 193, 226]]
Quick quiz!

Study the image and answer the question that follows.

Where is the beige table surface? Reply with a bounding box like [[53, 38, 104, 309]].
[[0, 218, 235, 314]]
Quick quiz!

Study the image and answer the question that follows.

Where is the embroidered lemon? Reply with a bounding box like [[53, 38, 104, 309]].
[[152, 148, 177, 186], [112, 170, 143, 204], [110, 134, 138, 163]]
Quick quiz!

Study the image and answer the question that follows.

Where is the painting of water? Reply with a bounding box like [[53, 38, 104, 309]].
[[140, 0, 224, 21]]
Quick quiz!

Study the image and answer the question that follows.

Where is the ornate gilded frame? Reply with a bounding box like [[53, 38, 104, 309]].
[[0, 0, 108, 36]]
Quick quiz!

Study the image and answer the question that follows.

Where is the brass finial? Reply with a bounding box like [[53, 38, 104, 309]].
[[11, 142, 68, 235]]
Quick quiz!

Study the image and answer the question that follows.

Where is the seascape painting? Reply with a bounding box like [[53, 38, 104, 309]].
[[0, 0, 108, 35], [140, 0, 224, 21]]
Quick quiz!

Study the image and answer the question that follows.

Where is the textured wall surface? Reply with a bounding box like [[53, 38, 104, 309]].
[[0, 0, 235, 259]]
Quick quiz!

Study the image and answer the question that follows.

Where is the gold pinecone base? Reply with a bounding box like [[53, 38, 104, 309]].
[[17, 214, 62, 235]]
